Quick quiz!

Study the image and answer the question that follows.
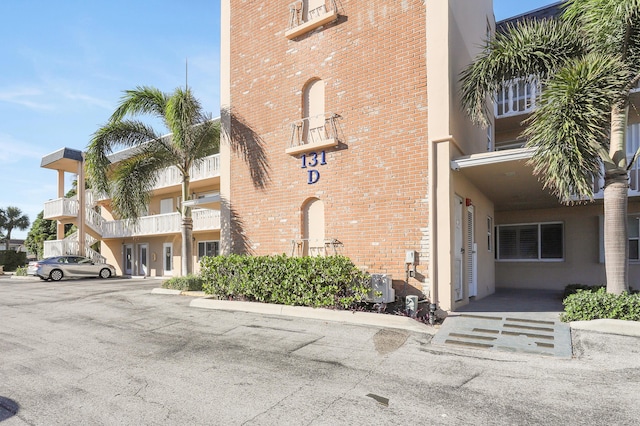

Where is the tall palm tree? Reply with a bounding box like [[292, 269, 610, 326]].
[[460, 0, 640, 294], [85, 86, 220, 276], [0, 207, 30, 251]]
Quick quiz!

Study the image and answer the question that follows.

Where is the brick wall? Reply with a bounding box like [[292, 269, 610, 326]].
[[228, 0, 429, 290]]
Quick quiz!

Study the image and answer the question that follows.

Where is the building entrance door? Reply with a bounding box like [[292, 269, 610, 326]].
[[124, 244, 133, 275], [454, 196, 463, 301], [138, 244, 149, 276], [467, 205, 477, 297]]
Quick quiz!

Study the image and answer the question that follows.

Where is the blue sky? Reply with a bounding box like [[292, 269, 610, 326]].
[[0, 0, 555, 239]]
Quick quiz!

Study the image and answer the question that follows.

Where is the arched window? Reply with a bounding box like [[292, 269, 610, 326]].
[[303, 78, 325, 144], [302, 198, 325, 256]]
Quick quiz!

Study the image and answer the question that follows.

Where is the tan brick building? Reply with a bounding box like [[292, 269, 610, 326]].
[[220, 0, 494, 310]]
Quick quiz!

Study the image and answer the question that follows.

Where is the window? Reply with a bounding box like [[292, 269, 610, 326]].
[[198, 241, 219, 260], [497, 222, 563, 261], [630, 217, 639, 260], [160, 198, 173, 214]]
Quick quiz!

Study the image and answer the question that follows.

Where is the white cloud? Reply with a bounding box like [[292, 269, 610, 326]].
[[0, 87, 54, 110], [0, 133, 47, 163]]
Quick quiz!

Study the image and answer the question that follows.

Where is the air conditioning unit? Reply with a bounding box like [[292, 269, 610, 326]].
[[367, 274, 395, 303]]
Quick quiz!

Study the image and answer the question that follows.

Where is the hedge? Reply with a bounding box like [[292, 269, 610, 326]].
[[200, 254, 370, 310], [561, 288, 640, 322], [161, 274, 204, 291]]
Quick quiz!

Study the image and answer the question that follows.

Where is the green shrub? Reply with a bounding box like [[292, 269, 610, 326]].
[[0, 251, 27, 272], [562, 283, 604, 299], [561, 288, 640, 322], [161, 274, 204, 291], [15, 266, 27, 276], [200, 254, 370, 310]]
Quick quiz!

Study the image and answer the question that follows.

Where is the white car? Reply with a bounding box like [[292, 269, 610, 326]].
[[27, 256, 116, 281]]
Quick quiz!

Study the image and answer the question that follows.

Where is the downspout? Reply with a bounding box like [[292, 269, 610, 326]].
[[428, 137, 438, 314]]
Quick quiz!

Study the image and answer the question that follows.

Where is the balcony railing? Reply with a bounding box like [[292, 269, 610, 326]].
[[154, 153, 220, 189], [43, 238, 107, 263], [290, 238, 341, 257], [495, 76, 541, 118], [102, 209, 221, 239], [43, 197, 79, 219], [286, 0, 338, 39], [287, 112, 339, 155]]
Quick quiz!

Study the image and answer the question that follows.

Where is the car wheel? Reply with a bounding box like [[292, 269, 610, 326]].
[[99, 268, 112, 279], [49, 269, 63, 281]]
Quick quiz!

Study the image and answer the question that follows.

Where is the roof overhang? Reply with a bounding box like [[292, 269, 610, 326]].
[[182, 194, 221, 210], [41, 148, 83, 173], [451, 148, 563, 211]]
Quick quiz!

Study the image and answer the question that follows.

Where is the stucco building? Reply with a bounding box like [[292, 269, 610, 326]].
[[38, 0, 640, 312]]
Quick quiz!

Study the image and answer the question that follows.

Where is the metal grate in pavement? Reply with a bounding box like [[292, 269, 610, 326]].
[[431, 313, 572, 358]]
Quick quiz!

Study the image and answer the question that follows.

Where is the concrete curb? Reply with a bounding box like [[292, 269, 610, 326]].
[[570, 319, 640, 337], [151, 288, 207, 297], [189, 298, 436, 335], [151, 288, 182, 295]]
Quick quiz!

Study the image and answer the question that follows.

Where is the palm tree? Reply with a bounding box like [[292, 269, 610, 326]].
[[460, 0, 640, 294], [85, 86, 220, 276], [0, 207, 30, 251]]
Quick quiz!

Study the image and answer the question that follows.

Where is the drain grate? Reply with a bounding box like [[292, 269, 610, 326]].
[[432, 313, 572, 358]]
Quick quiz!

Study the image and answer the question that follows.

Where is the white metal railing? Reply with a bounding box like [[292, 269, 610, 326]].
[[288, 0, 337, 29], [289, 112, 339, 149], [495, 76, 541, 118], [290, 238, 340, 257], [43, 197, 79, 219], [102, 209, 220, 239], [43, 237, 107, 263], [154, 154, 220, 189]]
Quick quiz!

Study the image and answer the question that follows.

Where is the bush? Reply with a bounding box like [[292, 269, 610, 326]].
[[200, 254, 370, 310], [15, 266, 27, 276], [161, 274, 204, 291], [0, 250, 27, 272], [562, 283, 604, 299], [561, 288, 640, 322]]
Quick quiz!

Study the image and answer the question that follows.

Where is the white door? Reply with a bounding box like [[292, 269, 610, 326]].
[[467, 205, 478, 297], [454, 196, 463, 301], [124, 244, 133, 275], [138, 244, 149, 276], [163, 243, 173, 276]]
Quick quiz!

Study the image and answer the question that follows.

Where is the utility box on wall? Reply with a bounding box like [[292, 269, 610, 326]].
[[367, 274, 395, 303]]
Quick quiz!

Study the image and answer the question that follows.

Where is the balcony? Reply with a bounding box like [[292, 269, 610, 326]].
[[494, 76, 541, 118], [102, 209, 221, 239], [286, 112, 339, 155], [152, 153, 220, 190], [285, 0, 338, 40], [43, 197, 79, 220]]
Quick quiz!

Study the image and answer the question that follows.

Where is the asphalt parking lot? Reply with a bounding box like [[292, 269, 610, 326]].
[[1, 276, 639, 425]]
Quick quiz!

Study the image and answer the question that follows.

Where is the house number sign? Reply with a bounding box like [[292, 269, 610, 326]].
[[300, 151, 327, 184]]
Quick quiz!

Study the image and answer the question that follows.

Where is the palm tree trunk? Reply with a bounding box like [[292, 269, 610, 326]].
[[603, 105, 629, 294], [603, 176, 628, 294], [181, 176, 193, 276]]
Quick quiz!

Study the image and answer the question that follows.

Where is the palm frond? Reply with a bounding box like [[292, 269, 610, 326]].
[[460, 18, 585, 127], [109, 86, 168, 123], [85, 120, 161, 196], [110, 145, 174, 220], [524, 52, 632, 202]]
